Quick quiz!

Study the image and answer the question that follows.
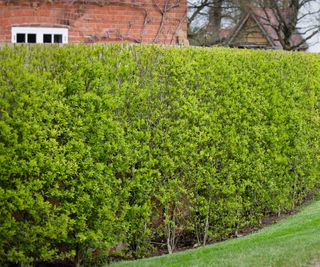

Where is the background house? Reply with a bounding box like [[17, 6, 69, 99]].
[[226, 8, 308, 51], [188, 0, 318, 52], [0, 0, 188, 45]]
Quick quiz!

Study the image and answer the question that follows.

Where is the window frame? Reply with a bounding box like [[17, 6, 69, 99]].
[[12, 27, 68, 44]]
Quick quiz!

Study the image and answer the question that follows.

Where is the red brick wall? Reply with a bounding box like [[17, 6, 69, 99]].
[[0, 0, 188, 44]]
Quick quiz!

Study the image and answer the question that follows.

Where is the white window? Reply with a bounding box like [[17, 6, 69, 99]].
[[12, 27, 68, 44]]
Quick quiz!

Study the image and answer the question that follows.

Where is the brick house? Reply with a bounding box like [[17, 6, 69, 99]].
[[0, 0, 188, 45]]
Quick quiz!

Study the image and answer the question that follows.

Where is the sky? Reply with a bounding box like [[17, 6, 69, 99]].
[[300, 1, 320, 53], [307, 35, 320, 53]]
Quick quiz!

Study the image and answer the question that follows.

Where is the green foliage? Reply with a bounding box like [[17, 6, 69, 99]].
[[0, 45, 319, 266]]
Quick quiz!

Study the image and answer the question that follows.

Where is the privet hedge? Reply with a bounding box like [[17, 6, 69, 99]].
[[0, 45, 319, 266]]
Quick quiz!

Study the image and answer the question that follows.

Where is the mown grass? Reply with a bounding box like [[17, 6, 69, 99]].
[[110, 195, 320, 267]]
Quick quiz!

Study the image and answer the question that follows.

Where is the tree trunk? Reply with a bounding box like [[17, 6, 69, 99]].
[[75, 245, 83, 267], [166, 224, 174, 254], [203, 203, 211, 246], [203, 212, 209, 246], [206, 0, 223, 45]]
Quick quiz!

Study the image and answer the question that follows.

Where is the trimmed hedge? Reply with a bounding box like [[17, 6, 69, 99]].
[[0, 45, 319, 266]]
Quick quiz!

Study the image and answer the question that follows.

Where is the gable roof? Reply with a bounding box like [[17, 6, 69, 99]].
[[227, 8, 308, 50]]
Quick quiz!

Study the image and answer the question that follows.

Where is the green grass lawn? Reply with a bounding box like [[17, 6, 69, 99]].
[[110, 195, 320, 267]]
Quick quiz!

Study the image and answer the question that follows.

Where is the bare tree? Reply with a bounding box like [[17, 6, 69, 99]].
[[188, 0, 244, 46], [188, 0, 320, 50], [253, 0, 320, 50]]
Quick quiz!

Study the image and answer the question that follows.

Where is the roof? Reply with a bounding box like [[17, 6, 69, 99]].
[[227, 7, 308, 50]]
